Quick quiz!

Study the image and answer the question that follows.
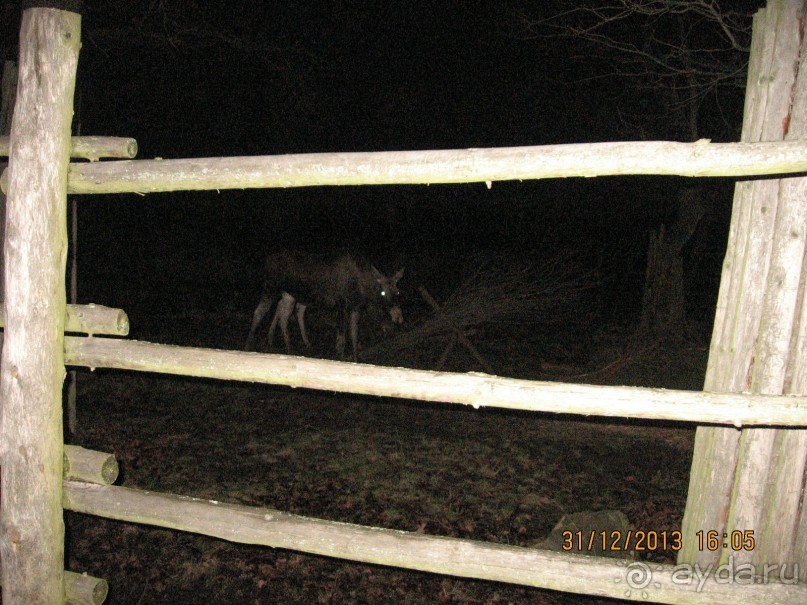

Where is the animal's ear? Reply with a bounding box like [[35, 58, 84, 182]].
[[392, 268, 405, 283], [370, 265, 383, 281]]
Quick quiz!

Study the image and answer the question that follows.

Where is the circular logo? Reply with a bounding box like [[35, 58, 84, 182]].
[[625, 562, 652, 589]]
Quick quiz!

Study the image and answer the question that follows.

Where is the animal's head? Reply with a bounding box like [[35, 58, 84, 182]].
[[371, 266, 404, 325]]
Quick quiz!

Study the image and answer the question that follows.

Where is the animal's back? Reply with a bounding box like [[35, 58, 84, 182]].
[[263, 251, 369, 307]]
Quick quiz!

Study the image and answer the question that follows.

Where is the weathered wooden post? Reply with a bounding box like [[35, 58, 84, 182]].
[[0, 5, 81, 603], [0, 60, 17, 315], [680, 0, 807, 577]]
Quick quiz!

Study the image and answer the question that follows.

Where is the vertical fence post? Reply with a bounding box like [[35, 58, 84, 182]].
[[680, 0, 807, 576], [0, 60, 17, 312], [0, 6, 81, 603]]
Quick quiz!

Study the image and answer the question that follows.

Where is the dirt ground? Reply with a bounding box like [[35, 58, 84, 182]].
[[63, 306, 706, 605]]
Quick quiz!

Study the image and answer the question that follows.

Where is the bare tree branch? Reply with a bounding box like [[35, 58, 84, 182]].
[[515, 0, 755, 139]]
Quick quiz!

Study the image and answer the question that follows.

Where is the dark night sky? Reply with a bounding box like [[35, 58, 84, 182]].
[[2, 1, 766, 328], [73, 2, 599, 155]]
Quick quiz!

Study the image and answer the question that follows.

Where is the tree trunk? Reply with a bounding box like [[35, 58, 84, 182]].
[[640, 187, 703, 336], [0, 8, 80, 603]]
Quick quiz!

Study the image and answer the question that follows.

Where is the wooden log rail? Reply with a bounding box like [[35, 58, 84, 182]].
[[3, 139, 807, 195], [63, 445, 119, 486], [62, 480, 806, 605], [0, 303, 128, 336], [64, 336, 807, 427], [0, 135, 137, 161], [0, 564, 107, 605]]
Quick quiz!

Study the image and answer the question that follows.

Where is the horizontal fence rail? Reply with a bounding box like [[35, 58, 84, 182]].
[[0, 135, 137, 161], [0, 304, 128, 336], [1, 139, 804, 195], [64, 337, 807, 427], [0, 561, 107, 605], [62, 480, 806, 605]]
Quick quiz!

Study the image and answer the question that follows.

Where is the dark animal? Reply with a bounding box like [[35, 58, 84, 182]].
[[245, 251, 404, 361]]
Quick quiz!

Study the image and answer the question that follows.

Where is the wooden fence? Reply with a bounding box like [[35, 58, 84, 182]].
[[2, 2, 807, 604]]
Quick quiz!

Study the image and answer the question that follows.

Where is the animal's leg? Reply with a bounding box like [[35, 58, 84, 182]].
[[296, 303, 311, 348], [335, 303, 347, 359], [268, 293, 291, 346], [245, 297, 274, 351], [272, 293, 296, 353], [349, 309, 360, 362], [335, 332, 346, 358], [268, 309, 279, 346]]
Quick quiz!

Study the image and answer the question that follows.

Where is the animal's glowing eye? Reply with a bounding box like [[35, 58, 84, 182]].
[[381, 290, 387, 297]]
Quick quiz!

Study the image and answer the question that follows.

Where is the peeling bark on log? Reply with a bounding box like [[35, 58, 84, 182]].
[[0, 8, 80, 604]]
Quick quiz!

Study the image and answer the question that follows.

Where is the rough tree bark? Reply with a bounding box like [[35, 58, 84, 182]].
[[0, 7, 80, 604]]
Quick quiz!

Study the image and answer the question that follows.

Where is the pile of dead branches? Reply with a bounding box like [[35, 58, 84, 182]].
[[362, 251, 598, 362]]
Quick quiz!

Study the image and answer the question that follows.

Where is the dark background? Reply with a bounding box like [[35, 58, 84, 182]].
[[1, 0, 763, 341]]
